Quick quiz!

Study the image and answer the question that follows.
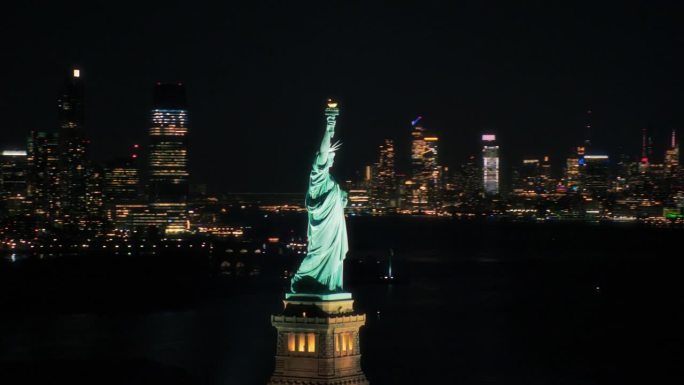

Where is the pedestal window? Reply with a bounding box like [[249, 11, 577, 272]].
[[286, 332, 316, 354], [334, 332, 355, 355]]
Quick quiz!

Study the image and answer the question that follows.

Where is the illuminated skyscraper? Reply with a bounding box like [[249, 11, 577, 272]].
[[424, 135, 441, 209], [565, 146, 585, 192], [104, 146, 141, 222], [148, 83, 189, 234], [583, 155, 610, 197], [84, 162, 105, 231], [665, 129, 679, 173], [512, 156, 553, 194], [541, 156, 554, 192], [409, 118, 427, 211], [410, 117, 427, 181], [409, 117, 441, 211], [105, 158, 140, 204], [514, 159, 541, 194], [482, 134, 499, 196], [0, 150, 29, 217], [639, 128, 654, 173], [27, 131, 60, 219], [461, 154, 481, 204], [57, 68, 89, 228], [370, 139, 396, 210]]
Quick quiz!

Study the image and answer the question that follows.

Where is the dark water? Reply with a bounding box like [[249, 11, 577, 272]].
[[1, 218, 683, 384]]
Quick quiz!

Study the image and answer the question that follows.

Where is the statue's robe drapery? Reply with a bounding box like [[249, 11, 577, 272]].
[[291, 152, 348, 293]]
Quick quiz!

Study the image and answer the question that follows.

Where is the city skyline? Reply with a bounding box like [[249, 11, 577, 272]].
[[3, 80, 681, 240], [2, 67, 682, 194], [2, 1, 684, 192]]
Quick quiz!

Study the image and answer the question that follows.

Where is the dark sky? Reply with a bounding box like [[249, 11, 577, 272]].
[[1, 1, 683, 192]]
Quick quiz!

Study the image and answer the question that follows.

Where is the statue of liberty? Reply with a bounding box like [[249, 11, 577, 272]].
[[290, 100, 348, 294]]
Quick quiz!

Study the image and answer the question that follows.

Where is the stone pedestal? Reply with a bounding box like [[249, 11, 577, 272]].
[[268, 293, 369, 385]]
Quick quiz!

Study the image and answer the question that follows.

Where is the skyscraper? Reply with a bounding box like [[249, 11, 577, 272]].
[[565, 146, 584, 192], [0, 150, 29, 217], [482, 134, 499, 196], [423, 135, 441, 209], [540, 155, 554, 192], [512, 156, 553, 194], [84, 161, 105, 231], [148, 83, 189, 234], [583, 155, 610, 197], [665, 129, 679, 173], [461, 154, 482, 204], [409, 117, 441, 211], [410, 117, 427, 182], [104, 147, 141, 222], [370, 139, 396, 210], [639, 128, 653, 173], [27, 130, 60, 220], [515, 159, 541, 194], [409, 118, 427, 211], [57, 68, 89, 228]]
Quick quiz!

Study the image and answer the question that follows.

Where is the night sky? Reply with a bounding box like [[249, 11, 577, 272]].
[[1, 1, 683, 192]]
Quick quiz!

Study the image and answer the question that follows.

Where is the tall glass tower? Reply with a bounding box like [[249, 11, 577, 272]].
[[57, 68, 88, 227], [148, 83, 189, 234], [27, 131, 60, 220], [665, 129, 679, 173], [482, 134, 500, 196], [409, 117, 441, 211], [370, 139, 396, 210]]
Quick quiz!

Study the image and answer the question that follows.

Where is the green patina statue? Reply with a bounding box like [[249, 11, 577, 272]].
[[290, 100, 348, 294]]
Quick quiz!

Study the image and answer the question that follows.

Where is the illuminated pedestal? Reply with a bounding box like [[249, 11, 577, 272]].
[[268, 293, 369, 385]]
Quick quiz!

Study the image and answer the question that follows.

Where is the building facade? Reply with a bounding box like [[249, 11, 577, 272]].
[[27, 130, 60, 220], [370, 139, 396, 211], [482, 134, 500, 196], [0, 150, 29, 217], [57, 68, 89, 228], [148, 83, 190, 234]]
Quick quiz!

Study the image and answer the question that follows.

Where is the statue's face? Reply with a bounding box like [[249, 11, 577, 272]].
[[327, 152, 336, 168]]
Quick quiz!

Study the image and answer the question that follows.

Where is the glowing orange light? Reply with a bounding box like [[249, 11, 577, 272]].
[[298, 334, 306, 352], [288, 333, 295, 352], [307, 333, 316, 352]]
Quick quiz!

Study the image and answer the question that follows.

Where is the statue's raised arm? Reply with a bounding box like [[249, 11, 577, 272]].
[[315, 100, 340, 168], [291, 99, 349, 295]]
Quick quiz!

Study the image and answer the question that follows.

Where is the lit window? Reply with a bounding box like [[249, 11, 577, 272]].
[[341, 333, 347, 352], [287, 333, 295, 352], [307, 333, 316, 352], [298, 333, 306, 352], [335, 334, 340, 352], [347, 332, 353, 351]]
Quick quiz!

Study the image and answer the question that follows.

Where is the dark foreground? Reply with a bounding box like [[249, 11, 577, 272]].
[[1, 218, 683, 384]]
